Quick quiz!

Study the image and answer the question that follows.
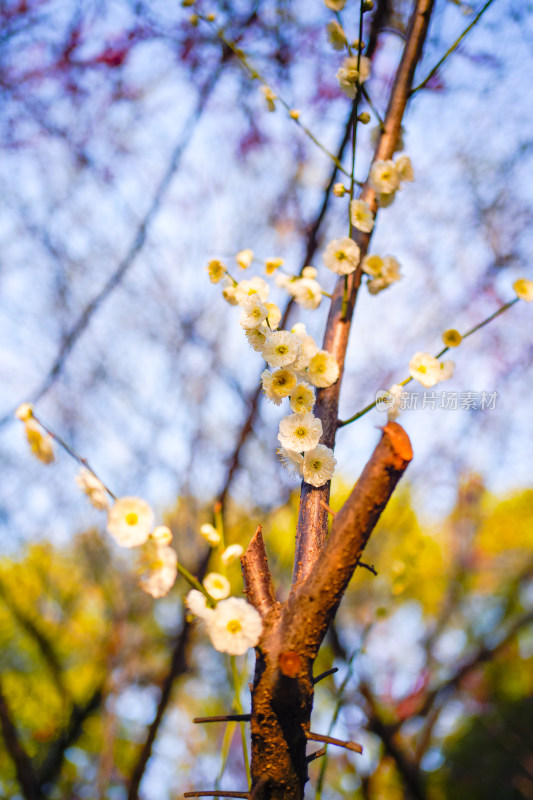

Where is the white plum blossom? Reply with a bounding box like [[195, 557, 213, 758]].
[[327, 20, 347, 51], [438, 360, 455, 382], [323, 237, 361, 275], [265, 257, 284, 274], [235, 277, 269, 304], [278, 413, 323, 452], [362, 254, 402, 294], [139, 541, 178, 599], [306, 350, 340, 388], [221, 280, 239, 305], [236, 248, 254, 269], [76, 468, 109, 510], [207, 259, 226, 283], [204, 572, 231, 600], [239, 295, 269, 329], [336, 56, 371, 98], [221, 544, 244, 566], [261, 369, 284, 406], [261, 368, 297, 404], [107, 497, 155, 548], [23, 419, 55, 465], [245, 326, 269, 353], [199, 523, 221, 546], [395, 154, 414, 182], [262, 330, 302, 368], [291, 324, 319, 371], [152, 525, 173, 544], [350, 199, 374, 233], [324, 0, 347, 9], [265, 302, 282, 330], [369, 160, 400, 195], [292, 277, 323, 309], [302, 445, 337, 487], [278, 447, 304, 477], [409, 352, 454, 388], [15, 403, 33, 421], [290, 382, 316, 414], [205, 597, 263, 655], [186, 589, 213, 620]]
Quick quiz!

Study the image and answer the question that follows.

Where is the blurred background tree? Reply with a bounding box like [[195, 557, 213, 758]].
[[0, 0, 532, 797]]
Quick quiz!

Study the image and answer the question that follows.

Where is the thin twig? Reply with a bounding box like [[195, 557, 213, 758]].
[[184, 793, 249, 798], [306, 747, 326, 763], [193, 714, 251, 724], [411, 0, 496, 94], [357, 560, 378, 576], [312, 667, 339, 685], [306, 731, 363, 754]]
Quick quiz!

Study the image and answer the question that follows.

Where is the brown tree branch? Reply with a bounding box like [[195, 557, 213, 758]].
[[0, 678, 42, 800], [241, 526, 276, 618], [288, 423, 412, 658], [292, 0, 435, 587]]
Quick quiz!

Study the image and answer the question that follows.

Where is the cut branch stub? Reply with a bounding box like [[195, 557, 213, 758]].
[[241, 525, 276, 618]]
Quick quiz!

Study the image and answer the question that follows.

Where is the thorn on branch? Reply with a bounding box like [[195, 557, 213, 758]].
[[306, 746, 326, 763], [312, 667, 339, 685], [319, 499, 337, 516], [306, 731, 363, 754], [193, 714, 251, 724], [357, 560, 378, 576]]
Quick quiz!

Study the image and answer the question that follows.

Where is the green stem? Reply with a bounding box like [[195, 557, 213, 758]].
[[230, 656, 251, 789], [177, 563, 217, 608], [338, 297, 518, 427], [411, 0, 496, 94], [361, 85, 384, 128]]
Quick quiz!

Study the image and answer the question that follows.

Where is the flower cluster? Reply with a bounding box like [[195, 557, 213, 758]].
[[185, 523, 262, 655], [369, 154, 413, 207], [208, 253, 339, 488], [275, 267, 324, 310], [362, 254, 402, 295], [336, 55, 371, 98], [104, 498, 178, 599], [14, 404, 178, 599]]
